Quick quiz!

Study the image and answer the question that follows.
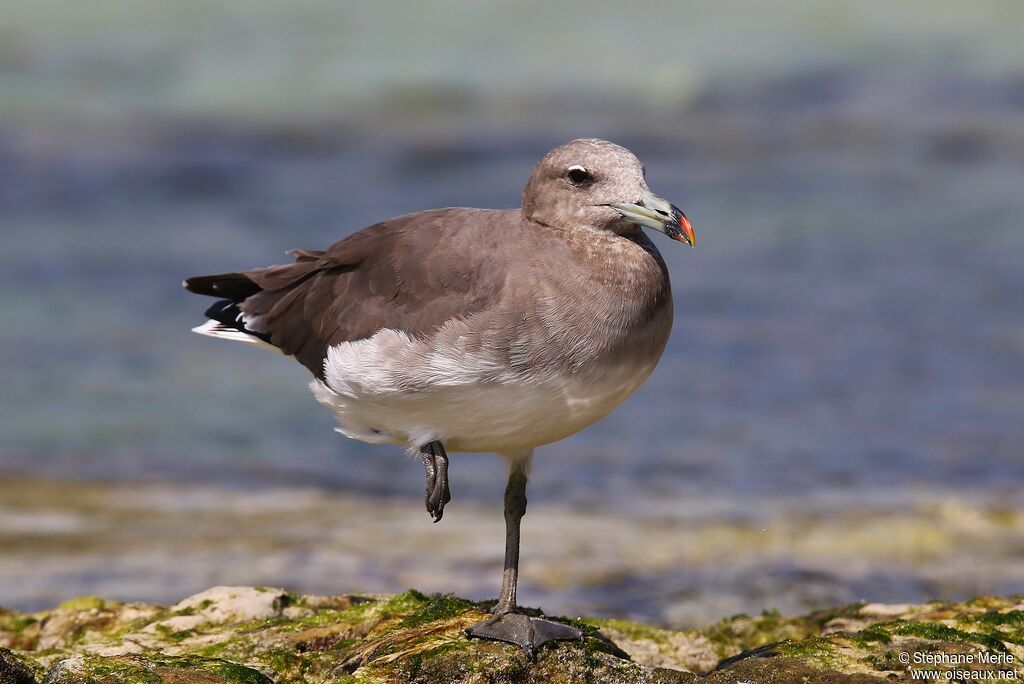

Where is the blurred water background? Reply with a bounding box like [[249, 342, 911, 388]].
[[2, 1, 1023, 625]]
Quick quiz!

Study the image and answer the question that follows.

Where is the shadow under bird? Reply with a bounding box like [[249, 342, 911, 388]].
[[184, 138, 695, 657]]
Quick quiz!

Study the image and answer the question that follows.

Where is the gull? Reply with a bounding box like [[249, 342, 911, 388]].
[[184, 138, 694, 656]]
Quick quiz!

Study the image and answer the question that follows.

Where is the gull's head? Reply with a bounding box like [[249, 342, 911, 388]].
[[521, 138, 694, 247]]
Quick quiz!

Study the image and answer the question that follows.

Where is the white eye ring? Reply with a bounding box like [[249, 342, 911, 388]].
[[566, 165, 589, 186]]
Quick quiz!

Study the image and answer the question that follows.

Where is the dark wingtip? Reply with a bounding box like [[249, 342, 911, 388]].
[[202, 298, 273, 344], [184, 273, 261, 299], [183, 275, 218, 296]]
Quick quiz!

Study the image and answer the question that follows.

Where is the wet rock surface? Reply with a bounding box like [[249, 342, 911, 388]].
[[3, 588, 1023, 682]]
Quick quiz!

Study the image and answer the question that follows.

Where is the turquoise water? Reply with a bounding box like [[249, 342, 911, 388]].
[[1, 1, 1022, 620]]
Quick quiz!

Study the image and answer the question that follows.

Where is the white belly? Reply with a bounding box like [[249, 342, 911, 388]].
[[311, 329, 658, 453]]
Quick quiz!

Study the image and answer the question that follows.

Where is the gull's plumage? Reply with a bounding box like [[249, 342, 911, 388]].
[[186, 138, 680, 454], [185, 138, 694, 655], [188, 209, 509, 379]]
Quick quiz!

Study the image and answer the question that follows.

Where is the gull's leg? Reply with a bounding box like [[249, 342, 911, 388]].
[[496, 464, 527, 612], [466, 453, 582, 658], [420, 440, 451, 522]]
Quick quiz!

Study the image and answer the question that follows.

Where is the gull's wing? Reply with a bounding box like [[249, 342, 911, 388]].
[[185, 208, 511, 378]]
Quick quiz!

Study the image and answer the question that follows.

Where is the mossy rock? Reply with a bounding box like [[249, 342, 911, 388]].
[[1, 647, 40, 684], [40, 654, 271, 684], [3, 588, 1024, 682]]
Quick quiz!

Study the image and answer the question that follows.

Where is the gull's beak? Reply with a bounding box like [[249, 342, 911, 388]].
[[608, 189, 695, 248]]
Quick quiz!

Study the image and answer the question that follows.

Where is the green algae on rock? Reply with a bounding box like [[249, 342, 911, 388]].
[[0, 647, 39, 684], [40, 654, 272, 684], [2, 588, 1024, 683]]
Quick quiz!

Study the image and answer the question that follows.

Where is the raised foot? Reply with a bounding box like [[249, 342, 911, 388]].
[[420, 440, 451, 522], [465, 612, 583, 659]]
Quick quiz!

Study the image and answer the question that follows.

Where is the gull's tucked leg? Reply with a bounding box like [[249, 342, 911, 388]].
[[420, 440, 451, 522]]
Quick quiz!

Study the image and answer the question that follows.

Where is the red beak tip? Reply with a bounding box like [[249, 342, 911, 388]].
[[677, 216, 695, 246]]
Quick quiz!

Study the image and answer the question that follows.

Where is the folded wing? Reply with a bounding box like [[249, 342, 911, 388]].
[[184, 208, 509, 379]]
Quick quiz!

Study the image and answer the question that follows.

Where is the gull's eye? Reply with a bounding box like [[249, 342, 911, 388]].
[[565, 165, 590, 187]]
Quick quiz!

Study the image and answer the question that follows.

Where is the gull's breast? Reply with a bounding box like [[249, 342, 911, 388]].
[[310, 327, 662, 453]]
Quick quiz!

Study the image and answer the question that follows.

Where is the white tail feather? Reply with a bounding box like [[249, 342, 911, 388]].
[[191, 320, 282, 353]]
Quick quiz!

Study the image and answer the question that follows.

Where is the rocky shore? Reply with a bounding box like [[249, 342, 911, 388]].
[[2, 586, 1023, 682]]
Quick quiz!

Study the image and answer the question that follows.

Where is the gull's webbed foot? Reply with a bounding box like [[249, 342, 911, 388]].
[[465, 610, 583, 659], [420, 440, 451, 522]]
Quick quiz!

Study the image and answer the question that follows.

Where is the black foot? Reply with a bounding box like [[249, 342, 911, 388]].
[[420, 440, 451, 522], [465, 611, 583, 659]]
